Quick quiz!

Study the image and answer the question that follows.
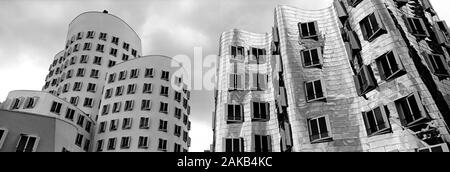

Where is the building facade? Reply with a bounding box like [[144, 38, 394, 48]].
[[213, 0, 450, 152], [0, 11, 191, 152]]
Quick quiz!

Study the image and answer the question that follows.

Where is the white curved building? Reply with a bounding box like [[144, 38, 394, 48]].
[[95, 55, 191, 152], [1, 10, 191, 152]]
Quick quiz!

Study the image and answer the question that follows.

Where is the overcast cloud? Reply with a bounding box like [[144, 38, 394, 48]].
[[0, 0, 449, 152]]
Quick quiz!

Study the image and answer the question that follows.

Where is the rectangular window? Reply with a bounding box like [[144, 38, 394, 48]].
[[87, 31, 95, 39], [140, 117, 150, 129], [159, 120, 168, 132], [123, 42, 130, 51], [96, 44, 105, 53], [363, 106, 391, 137], [122, 54, 129, 61], [229, 73, 244, 90], [87, 83, 97, 93], [83, 43, 91, 51], [354, 65, 377, 96], [305, 79, 326, 102], [225, 138, 244, 152], [112, 36, 119, 45], [254, 135, 271, 152], [70, 97, 79, 106], [99, 122, 107, 133], [183, 131, 188, 142], [107, 138, 117, 150], [76, 115, 85, 127], [127, 84, 137, 94], [116, 86, 124, 96], [105, 88, 113, 99], [119, 70, 127, 80], [183, 114, 188, 125], [10, 98, 22, 110], [145, 68, 154, 78], [395, 92, 429, 127], [94, 56, 102, 65], [424, 54, 450, 77], [138, 136, 149, 149], [226, 104, 243, 122], [24, 97, 38, 109], [76, 68, 85, 77], [161, 71, 170, 81], [143, 83, 153, 94], [0, 128, 9, 149], [231, 46, 245, 60], [73, 44, 80, 52], [96, 140, 104, 152], [50, 101, 62, 114], [108, 60, 116, 67], [160, 86, 169, 97], [159, 102, 169, 114], [141, 99, 152, 111], [252, 102, 270, 121], [113, 102, 121, 113], [405, 16, 429, 37], [132, 49, 137, 57], [102, 104, 110, 115], [83, 139, 90, 152], [120, 136, 131, 149], [298, 21, 319, 39], [174, 125, 182, 137], [77, 32, 84, 40], [83, 98, 94, 108], [110, 119, 119, 131], [249, 47, 266, 63], [360, 12, 385, 41], [174, 143, 182, 152], [75, 134, 83, 147], [85, 121, 92, 132], [130, 69, 139, 78], [301, 47, 323, 67], [376, 51, 405, 81], [158, 139, 167, 151], [110, 48, 118, 57], [124, 100, 134, 111], [174, 91, 182, 102], [16, 134, 40, 152], [251, 73, 268, 91], [80, 55, 89, 63], [308, 116, 332, 143], [73, 82, 83, 91], [99, 32, 107, 41], [108, 73, 116, 83], [121, 118, 132, 130], [174, 107, 182, 119]]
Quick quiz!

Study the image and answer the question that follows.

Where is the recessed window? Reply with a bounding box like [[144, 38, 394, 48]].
[[298, 21, 319, 39], [122, 118, 132, 130], [85, 121, 92, 132], [83, 98, 94, 108], [98, 121, 107, 133], [73, 44, 80, 52], [115, 86, 124, 96], [183, 114, 188, 126], [183, 131, 188, 143], [123, 42, 130, 51], [158, 138, 167, 152], [305, 79, 326, 102], [75, 133, 83, 147], [69, 97, 79, 106], [10, 98, 23, 110], [229, 73, 244, 90], [231, 46, 245, 60], [119, 70, 127, 80], [307, 116, 332, 143], [65, 108, 75, 120], [158, 120, 168, 132], [225, 138, 244, 152], [161, 71, 170, 81], [70, 56, 77, 65], [138, 136, 149, 149], [132, 49, 137, 57], [76, 68, 85, 77], [301, 47, 323, 68], [110, 48, 118, 57], [249, 47, 266, 63], [174, 125, 182, 137], [101, 104, 110, 116], [174, 91, 182, 102], [141, 99, 152, 111], [354, 65, 377, 96], [0, 128, 9, 150], [143, 83, 153, 94], [50, 101, 62, 114], [90, 69, 99, 79], [376, 51, 405, 81], [24, 97, 38, 109], [87, 83, 97, 93], [160, 86, 169, 97], [405, 16, 429, 37], [96, 44, 105, 53], [80, 55, 89, 63], [122, 54, 129, 61], [77, 32, 84, 40], [159, 102, 169, 114], [145, 68, 154, 78], [110, 119, 119, 131], [174, 107, 182, 119], [99, 32, 107, 41], [96, 140, 104, 152], [16, 134, 40, 152], [107, 138, 117, 150], [226, 104, 244, 123], [87, 31, 95, 39], [83, 139, 90, 152], [424, 53, 450, 77], [395, 92, 429, 127], [124, 100, 134, 111], [120, 136, 131, 149], [254, 135, 272, 152], [108, 73, 116, 83], [73, 82, 83, 91], [127, 84, 137, 95], [139, 117, 150, 129], [83, 43, 91, 51], [363, 106, 392, 137], [94, 56, 102, 65], [252, 102, 270, 121], [174, 143, 182, 152], [360, 12, 386, 42], [112, 36, 119, 45], [130, 69, 139, 78], [76, 115, 85, 127], [108, 60, 116, 67]]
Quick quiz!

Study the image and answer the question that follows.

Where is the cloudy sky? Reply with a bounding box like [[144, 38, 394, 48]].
[[0, 0, 448, 152]]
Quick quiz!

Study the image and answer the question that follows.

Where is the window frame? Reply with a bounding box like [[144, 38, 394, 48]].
[[301, 47, 323, 68], [305, 79, 327, 103], [307, 115, 333, 144], [360, 12, 386, 42], [362, 106, 392, 137]]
